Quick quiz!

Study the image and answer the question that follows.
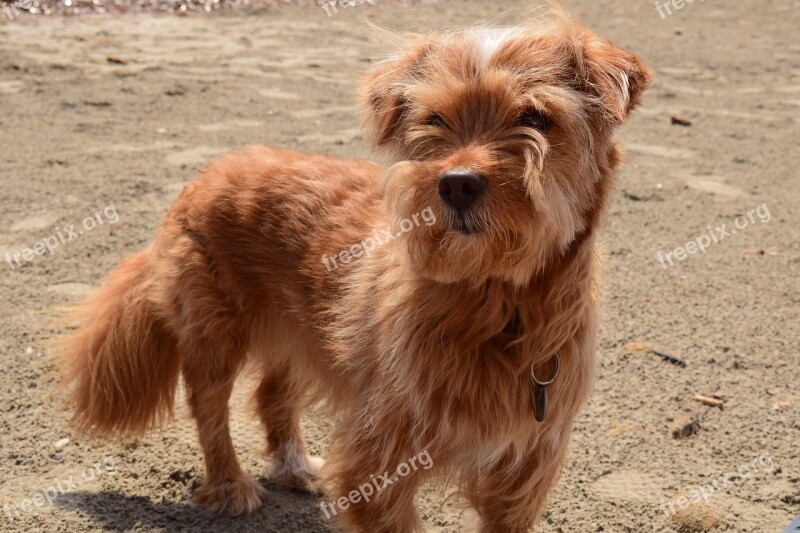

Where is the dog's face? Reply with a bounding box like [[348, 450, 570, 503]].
[[363, 16, 651, 285]]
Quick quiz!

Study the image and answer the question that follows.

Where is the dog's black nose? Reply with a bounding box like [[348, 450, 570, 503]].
[[438, 168, 487, 211]]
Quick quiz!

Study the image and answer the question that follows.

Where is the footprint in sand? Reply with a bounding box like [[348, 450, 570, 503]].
[[290, 105, 357, 119], [0, 80, 24, 95], [196, 120, 263, 132], [47, 282, 92, 297], [639, 106, 783, 122], [165, 181, 191, 193], [165, 146, 227, 167], [590, 470, 664, 504], [258, 87, 301, 100], [657, 67, 702, 76], [681, 175, 746, 198], [10, 214, 59, 232], [296, 129, 361, 146], [658, 82, 715, 96], [86, 140, 176, 155], [627, 143, 697, 159]]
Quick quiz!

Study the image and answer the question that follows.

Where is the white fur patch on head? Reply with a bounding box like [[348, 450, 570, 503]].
[[472, 27, 521, 67]]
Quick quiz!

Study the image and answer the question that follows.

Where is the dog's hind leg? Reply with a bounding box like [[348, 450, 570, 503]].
[[155, 232, 267, 515], [256, 364, 322, 492], [181, 335, 267, 515]]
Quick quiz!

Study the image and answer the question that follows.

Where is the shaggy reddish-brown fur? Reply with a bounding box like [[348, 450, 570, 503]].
[[60, 9, 650, 532]]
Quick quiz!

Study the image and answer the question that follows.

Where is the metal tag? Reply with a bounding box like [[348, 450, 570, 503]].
[[529, 353, 560, 423], [533, 383, 548, 422]]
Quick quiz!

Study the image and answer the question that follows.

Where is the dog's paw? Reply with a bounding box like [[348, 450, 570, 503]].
[[194, 474, 267, 515], [265, 454, 324, 494]]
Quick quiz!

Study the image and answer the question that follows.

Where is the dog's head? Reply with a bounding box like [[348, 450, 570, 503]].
[[362, 12, 651, 285]]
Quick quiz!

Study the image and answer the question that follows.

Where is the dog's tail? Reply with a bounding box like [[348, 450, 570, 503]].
[[59, 249, 181, 438]]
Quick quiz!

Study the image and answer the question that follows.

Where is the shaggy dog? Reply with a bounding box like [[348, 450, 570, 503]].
[[60, 10, 650, 532]]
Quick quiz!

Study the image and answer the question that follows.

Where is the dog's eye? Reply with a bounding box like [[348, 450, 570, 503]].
[[427, 113, 446, 128], [518, 109, 550, 133]]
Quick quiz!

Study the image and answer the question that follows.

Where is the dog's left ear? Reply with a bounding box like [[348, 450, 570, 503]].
[[578, 31, 652, 124], [360, 41, 429, 150]]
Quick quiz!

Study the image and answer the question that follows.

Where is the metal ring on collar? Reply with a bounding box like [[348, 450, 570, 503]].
[[529, 352, 560, 388]]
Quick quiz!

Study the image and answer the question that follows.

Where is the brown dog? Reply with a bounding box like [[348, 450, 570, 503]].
[[60, 10, 650, 532]]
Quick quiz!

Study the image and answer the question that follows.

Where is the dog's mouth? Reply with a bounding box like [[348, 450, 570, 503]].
[[452, 215, 482, 235]]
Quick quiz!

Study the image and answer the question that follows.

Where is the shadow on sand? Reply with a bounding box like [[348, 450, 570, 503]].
[[57, 479, 333, 532]]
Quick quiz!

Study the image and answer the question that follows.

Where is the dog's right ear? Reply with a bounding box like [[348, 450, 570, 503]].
[[361, 41, 429, 150]]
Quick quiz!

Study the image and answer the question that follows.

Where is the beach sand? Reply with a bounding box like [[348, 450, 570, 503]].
[[0, 1, 797, 531]]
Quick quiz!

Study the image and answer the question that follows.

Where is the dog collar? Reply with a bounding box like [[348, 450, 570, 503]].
[[502, 308, 560, 422], [529, 353, 560, 422], [502, 308, 522, 336]]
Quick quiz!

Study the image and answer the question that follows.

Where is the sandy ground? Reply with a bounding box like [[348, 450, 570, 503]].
[[0, 1, 798, 531]]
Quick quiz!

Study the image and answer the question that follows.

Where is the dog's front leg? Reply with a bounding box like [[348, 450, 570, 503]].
[[322, 416, 427, 533], [466, 431, 570, 533]]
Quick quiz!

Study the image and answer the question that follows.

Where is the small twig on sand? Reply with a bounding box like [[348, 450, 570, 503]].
[[650, 348, 686, 368], [694, 394, 724, 408]]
